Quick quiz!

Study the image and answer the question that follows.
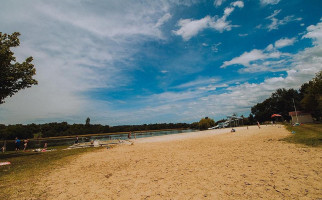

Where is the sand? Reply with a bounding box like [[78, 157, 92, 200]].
[[24, 126, 322, 199]]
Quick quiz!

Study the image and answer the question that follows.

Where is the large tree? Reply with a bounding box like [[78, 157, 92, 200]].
[[300, 71, 322, 120], [0, 32, 38, 104]]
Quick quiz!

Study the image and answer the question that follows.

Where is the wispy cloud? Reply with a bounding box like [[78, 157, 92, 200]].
[[238, 33, 248, 37], [220, 36, 299, 72], [214, 0, 227, 7], [274, 37, 296, 48], [173, 77, 220, 89], [266, 10, 302, 31], [220, 48, 290, 72], [0, 1, 174, 124], [260, 0, 281, 6]]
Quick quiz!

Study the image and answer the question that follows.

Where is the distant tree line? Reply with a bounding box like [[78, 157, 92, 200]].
[[0, 122, 191, 140], [251, 71, 322, 123]]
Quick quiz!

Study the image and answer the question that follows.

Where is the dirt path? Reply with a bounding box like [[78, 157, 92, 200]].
[[24, 126, 321, 199]]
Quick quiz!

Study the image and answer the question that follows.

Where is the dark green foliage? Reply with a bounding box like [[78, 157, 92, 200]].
[[251, 88, 301, 122], [300, 71, 322, 120], [190, 122, 200, 129], [0, 32, 38, 104], [0, 122, 193, 140], [247, 114, 254, 125], [251, 70, 322, 122]]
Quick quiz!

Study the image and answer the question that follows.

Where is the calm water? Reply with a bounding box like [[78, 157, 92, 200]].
[[1, 129, 196, 151]]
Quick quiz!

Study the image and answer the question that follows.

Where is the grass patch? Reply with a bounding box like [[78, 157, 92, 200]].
[[0, 146, 104, 199], [282, 123, 322, 147]]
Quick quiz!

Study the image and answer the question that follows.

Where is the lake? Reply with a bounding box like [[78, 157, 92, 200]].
[[1, 129, 196, 151]]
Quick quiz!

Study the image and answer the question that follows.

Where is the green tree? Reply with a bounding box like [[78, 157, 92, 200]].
[[0, 32, 37, 104], [86, 117, 90, 126], [300, 71, 322, 120], [251, 88, 301, 122], [199, 117, 215, 130]]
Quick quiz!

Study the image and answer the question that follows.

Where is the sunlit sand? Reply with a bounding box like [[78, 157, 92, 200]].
[[24, 125, 321, 199]]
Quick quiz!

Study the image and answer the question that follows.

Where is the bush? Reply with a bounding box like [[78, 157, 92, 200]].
[[199, 117, 215, 130]]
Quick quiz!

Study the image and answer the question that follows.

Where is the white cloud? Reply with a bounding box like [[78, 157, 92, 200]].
[[221, 49, 269, 68], [174, 1, 244, 40], [161, 70, 169, 74], [173, 77, 220, 89], [224, 7, 235, 16], [231, 1, 244, 8], [274, 37, 296, 48], [211, 42, 222, 52], [238, 33, 248, 37], [266, 10, 302, 31], [266, 9, 281, 19], [173, 16, 211, 41], [260, 0, 281, 5], [155, 13, 172, 28], [302, 21, 322, 45], [265, 44, 274, 51], [214, 0, 227, 7], [220, 36, 299, 72]]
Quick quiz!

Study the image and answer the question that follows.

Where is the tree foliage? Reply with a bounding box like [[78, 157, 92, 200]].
[[300, 71, 322, 119], [199, 117, 215, 130], [86, 117, 90, 126], [0, 122, 193, 140], [251, 88, 301, 122], [0, 32, 38, 104], [251, 71, 322, 122]]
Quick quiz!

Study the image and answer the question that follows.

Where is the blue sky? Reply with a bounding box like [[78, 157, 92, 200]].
[[0, 0, 322, 125]]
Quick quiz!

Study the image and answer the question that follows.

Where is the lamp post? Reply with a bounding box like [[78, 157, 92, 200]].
[[292, 98, 299, 123]]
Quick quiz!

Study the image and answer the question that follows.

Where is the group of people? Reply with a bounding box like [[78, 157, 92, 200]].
[[14, 137, 29, 152], [0, 137, 48, 153], [127, 131, 136, 140], [231, 121, 261, 132]]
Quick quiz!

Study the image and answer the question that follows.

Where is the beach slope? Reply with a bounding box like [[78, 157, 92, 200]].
[[25, 126, 322, 199]]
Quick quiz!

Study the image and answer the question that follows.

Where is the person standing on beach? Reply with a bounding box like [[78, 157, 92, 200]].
[[257, 121, 261, 129], [23, 139, 29, 151], [43, 142, 48, 150], [1, 140, 6, 153], [128, 132, 131, 139], [75, 136, 79, 144], [15, 137, 21, 152]]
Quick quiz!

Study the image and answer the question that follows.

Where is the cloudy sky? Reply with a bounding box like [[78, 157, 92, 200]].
[[0, 0, 321, 125]]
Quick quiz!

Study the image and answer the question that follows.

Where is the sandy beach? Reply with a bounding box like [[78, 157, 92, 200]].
[[22, 125, 321, 199]]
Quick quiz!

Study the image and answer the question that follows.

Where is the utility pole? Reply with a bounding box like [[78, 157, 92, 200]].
[[292, 98, 299, 123]]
